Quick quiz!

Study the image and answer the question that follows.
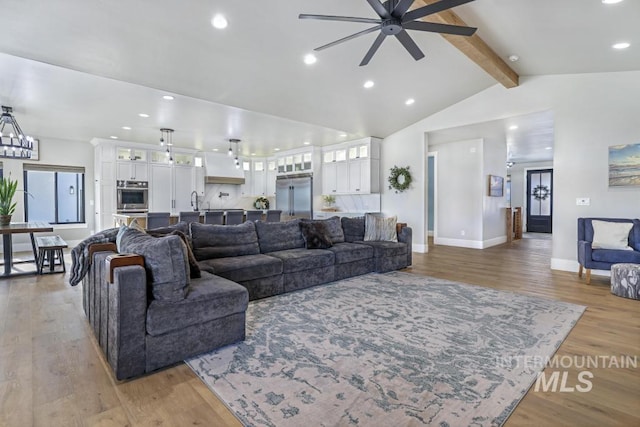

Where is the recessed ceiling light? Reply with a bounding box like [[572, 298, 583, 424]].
[[612, 42, 630, 49], [251, 153, 256, 156], [138, 113, 149, 118], [274, 148, 280, 151], [508, 54, 519, 62], [212, 148, 219, 151], [602, 0, 623, 4], [121, 126, 131, 130], [304, 54, 317, 65], [363, 80, 374, 89], [303, 141, 311, 145], [110, 136, 118, 139], [211, 14, 228, 29], [339, 133, 347, 137], [163, 95, 175, 100], [405, 98, 415, 105], [545, 146, 553, 150], [509, 125, 518, 130]]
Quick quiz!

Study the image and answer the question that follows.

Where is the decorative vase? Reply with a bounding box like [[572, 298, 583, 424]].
[[0, 215, 11, 226]]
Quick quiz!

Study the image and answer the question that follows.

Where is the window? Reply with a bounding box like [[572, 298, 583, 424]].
[[23, 164, 85, 224]]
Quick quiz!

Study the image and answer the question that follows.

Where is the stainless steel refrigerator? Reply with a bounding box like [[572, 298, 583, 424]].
[[276, 174, 313, 220]]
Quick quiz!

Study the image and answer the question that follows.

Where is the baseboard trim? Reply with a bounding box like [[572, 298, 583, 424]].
[[482, 236, 507, 249], [434, 237, 483, 249], [550, 258, 611, 277], [412, 243, 428, 253]]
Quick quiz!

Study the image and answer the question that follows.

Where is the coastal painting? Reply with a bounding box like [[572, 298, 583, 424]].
[[609, 143, 640, 187]]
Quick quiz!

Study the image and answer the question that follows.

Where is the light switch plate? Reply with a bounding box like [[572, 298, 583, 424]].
[[576, 197, 590, 206]]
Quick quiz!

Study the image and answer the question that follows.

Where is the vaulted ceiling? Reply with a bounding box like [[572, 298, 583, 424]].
[[0, 0, 637, 157]]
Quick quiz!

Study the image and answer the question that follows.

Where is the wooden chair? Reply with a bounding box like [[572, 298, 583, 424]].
[[179, 211, 200, 224], [204, 211, 224, 225], [146, 212, 170, 230], [245, 210, 263, 222], [225, 211, 244, 225], [265, 210, 282, 222]]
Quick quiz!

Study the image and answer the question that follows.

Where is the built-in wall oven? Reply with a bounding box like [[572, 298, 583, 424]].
[[116, 180, 149, 213]]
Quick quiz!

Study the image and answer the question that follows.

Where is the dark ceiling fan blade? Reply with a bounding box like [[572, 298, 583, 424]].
[[403, 20, 477, 36], [299, 14, 382, 24], [366, 0, 390, 19], [403, 0, 475, 22], [360, 32, 387, 66], [392, 0, 415, 18], [395, 29, 425, 61], [315, 25, 382, 52]]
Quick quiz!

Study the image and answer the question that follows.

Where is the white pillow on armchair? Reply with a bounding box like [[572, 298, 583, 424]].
[[592, 220, 633, 250]]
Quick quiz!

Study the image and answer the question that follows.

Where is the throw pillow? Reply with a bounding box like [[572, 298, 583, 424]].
[[592, 220, 633, 250], [364, 213, 398, 242], [299, 221, 333, 249], [147, 229, 201, 278], [118, 228, 190, 302], [301, 216, 345, 243]]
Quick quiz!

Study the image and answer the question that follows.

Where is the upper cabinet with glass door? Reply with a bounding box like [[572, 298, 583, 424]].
[[117, 147, 147, 162], [276, 149, 313, 175]]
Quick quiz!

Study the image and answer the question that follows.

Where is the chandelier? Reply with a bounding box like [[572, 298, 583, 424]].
[[0, 106, 34, 159], [229, 138, 241, 169], [160, 128, 174, 164]]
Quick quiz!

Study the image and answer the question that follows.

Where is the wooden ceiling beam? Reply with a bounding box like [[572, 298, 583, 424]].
[[414, 0, 519, 88]]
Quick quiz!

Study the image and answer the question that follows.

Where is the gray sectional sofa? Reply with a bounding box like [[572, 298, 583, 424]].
[[81, 216, 412, 380]]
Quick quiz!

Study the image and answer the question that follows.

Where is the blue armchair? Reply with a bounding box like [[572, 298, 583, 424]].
[[577, 218, 640, 284]]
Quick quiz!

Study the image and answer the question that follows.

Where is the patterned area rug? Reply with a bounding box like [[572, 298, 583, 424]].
[[187, 272, 585, 426]]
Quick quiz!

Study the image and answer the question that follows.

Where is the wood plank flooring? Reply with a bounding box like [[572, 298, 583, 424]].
[[0, 237, 638, 426]]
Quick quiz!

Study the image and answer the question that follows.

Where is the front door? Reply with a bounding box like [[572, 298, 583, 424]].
[[526, 169, 553, 233]]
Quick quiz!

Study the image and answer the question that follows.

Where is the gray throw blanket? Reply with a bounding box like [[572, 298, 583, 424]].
[[69, 227, 120, 286]]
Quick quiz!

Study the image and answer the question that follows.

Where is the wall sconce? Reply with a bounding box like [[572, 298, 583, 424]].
[[69, 185, 75, 195]]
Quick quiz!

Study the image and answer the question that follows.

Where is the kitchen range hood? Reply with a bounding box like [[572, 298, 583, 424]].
[[204, 153, 245, 185]]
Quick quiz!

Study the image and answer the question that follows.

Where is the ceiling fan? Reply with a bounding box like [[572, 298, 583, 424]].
[[299, 0, 477, 66]]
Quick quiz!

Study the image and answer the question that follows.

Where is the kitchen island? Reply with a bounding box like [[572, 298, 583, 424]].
[[113, 209, 259, 228]]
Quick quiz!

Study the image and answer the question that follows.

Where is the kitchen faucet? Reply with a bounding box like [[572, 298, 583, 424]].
[[190, 191, 199, 211]]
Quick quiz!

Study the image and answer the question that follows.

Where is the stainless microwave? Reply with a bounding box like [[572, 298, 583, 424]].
[[116, 180, 149, 212]]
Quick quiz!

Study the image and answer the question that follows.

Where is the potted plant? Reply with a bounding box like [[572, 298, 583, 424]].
[[322, 194, 336, 210], [0, 175, 18, 226]]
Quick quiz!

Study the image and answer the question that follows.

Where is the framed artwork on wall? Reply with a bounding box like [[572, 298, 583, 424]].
[[609, 143, 640, 187], [488, 174, 504, 197]]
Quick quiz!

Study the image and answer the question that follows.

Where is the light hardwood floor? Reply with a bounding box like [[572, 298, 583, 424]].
[[0, 237, 638, 426]]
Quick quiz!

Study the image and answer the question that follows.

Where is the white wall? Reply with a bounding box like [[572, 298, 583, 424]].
[[1, 137, 94, 251], [381, 70, 640, 272], [482, 136, 508, 245], [380, 127, 427, 252]]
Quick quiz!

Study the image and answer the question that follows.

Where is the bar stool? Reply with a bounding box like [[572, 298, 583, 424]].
[[179, 211, 200, 224], [225, 211, 244, 225], [245, 210, 263, 222], [265, 210, 282, 222], [146, 212, 170, 230], [204, 211, 224, 225]]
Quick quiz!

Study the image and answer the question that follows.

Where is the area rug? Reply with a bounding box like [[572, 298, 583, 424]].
[[187, 272, 586, 427]]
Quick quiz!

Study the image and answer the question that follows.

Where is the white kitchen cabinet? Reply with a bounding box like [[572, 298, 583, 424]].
[[195, 166, 205, 197], [266, 159, 277, 197], [275, 149, 313, 175], [149, 163, 194, 211], [252, 160, 266, 196], [94, 143, 117, 231], [322, 160, 348, 194], [321, 138, 380, 195], [116, 161, 148, 181]]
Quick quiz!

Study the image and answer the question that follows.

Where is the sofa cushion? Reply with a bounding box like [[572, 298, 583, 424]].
[[299, 221, 333, 249], [146, 271, 248, 336], [147, 229, 201, 279], [267, 248, 335, 273], [255, 219, 305, 253], [147, 221, 190, 236], [364, 213, 398, 242], [119, 228, 190, 302], [592, 220, 634, 250], [341, 216, 365, 243], [301, 216, 345, 243], [358, 240, 408, 258], [198, 254, 282, 282], [592, 249, 640, 264], [328, 242, 374, 264], [190, 221, 260, 260]]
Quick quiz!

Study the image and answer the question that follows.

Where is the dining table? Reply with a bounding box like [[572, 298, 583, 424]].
[[0, 221, 54, 277]]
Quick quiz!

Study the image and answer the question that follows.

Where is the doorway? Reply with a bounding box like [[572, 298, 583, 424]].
[[526, 169, 553, 233]]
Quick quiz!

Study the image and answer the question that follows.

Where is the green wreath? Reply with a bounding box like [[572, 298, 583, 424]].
[[532, 185, 550, 201], [388, 165, 412, 193]]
